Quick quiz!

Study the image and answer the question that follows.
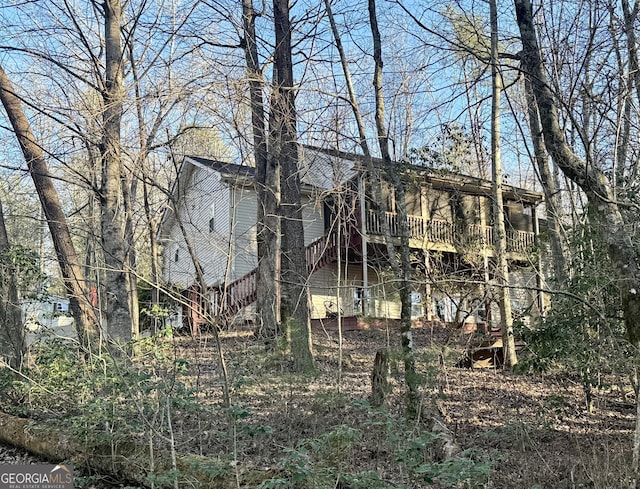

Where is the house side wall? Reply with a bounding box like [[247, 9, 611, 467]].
[[162, 165, 232, 288], [426, 188, 453, 221], [302, 195, 325, 245], [479, 195, 492, 226], [406, 184, 533, 232], [229, 189, 325, 283], [460, 195, 480, 224], [510, 268, 539, 318], [307, 260, 539, 324], [506, 202, 533, 232], [405, 187, 421, 215], [308, 263, 402, 320], [308, 265, 364, 319], [230, 186, 258, 280]]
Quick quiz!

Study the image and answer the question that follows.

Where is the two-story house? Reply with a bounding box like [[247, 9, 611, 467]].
[[160, 146, 544, 332]]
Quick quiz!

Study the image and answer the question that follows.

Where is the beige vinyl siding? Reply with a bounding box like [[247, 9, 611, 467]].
[[309, 267, 337, 319], [406, 188, 421, 216], [461, 195, 480, 224], [302, 195, 324, 245], [162, 164, 232, 288], [308, 263, 402, 320], [368, 279, 401, 319], [427, 189, 452, 221], [308, 265, 364, 319], [478, 195, 491, 226], [506, 202, 533, 232], [230, 186, 258, 280]]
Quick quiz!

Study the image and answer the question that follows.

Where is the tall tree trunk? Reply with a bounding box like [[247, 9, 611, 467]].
[[524, 78, 567, 284], [490, 0, 517, 369], [620, 0, 640, 185], [243, 0, 280, 340], [143, 179, 161, 334], [100, 0, 132, 343], [122, 178, 140, 337], [272, 0, 313, 371], [127, 39, 158, 337], [514, 0, 640, 472], [0, 65, 99, 349], [0, 198, 24, 370], [326, 0, 418, 415], [368, 0, 420, 417]]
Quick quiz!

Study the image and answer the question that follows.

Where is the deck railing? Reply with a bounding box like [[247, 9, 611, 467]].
[[209, 231, 346, 317], [210, 268, 258, 317], [196, 212, 536, 323], [365, 210, 535, 253]]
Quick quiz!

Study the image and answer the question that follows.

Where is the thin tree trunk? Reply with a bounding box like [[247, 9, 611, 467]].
[[100, 0, 132, 343], [620, 0, 640, 184], [515, 0, 640, 472], [272, 0, 313, 371], [122, 178, 140, 337], [127, 39, 159, 336], [243, 0, 280, 340], [524, 78, 567, 284], [143, 180, 161, 334], [325, 0, 419, 416], [490, 0, 517, 369], [368, 0, 420, 417], [0, 65, 99, 348], [0, 198, 24, 370]]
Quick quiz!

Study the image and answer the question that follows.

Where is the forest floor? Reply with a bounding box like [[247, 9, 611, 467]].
[[1, 321, 635, 488], [163, 321, 635, 489]]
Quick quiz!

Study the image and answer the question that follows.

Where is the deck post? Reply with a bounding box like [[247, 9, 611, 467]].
[[424, 250, 432, 321], [532, 204, 545, 316], [359, 173, 369, 316]]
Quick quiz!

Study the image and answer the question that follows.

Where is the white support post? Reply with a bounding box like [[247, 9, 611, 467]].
[[359, 173, 369, 316]]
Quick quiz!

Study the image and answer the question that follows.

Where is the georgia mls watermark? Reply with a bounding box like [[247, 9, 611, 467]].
[[0, 464, 73, 489]]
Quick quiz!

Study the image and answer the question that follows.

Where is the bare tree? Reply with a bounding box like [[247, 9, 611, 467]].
[[98, 0, 133, 343], [524, 78, 567, 284], [242, 0, 280, 340], [0, 197, 24, 370], [514, 0, 640, 472], [0, 65, 99, 348], [367, 0, 420, 417], [271, 0, 313, 371], [489, 0, 517, 368]]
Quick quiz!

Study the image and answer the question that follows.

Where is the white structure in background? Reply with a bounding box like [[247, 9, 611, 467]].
[[22, 295, 76, 345]]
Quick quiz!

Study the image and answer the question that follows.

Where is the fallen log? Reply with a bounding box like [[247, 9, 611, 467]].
[[0, 411, 267, 488], [0, 411, 72, 461]]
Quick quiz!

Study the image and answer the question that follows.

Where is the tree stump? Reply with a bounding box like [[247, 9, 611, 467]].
[[370, 349, 390, 407]]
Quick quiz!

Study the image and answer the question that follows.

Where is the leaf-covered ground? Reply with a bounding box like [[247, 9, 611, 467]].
[[166, 322, 635, 488], [1, 322, 635, 488]]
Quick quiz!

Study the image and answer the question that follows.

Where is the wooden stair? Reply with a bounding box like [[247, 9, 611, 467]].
[[195, 231, 347, 322]]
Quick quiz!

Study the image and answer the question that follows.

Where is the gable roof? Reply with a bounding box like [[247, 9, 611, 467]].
[[160, 145, 543, 241], [185, 147, 359, 190], [186, 155, 256, 180], [303, 145, 544, 205]]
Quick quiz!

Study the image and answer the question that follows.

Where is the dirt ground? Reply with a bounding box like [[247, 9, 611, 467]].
[[163, 321, 636, 489], [1, 321, 635, 488]]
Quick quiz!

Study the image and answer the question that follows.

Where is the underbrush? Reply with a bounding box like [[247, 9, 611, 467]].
[[0, 328, 636, 488]]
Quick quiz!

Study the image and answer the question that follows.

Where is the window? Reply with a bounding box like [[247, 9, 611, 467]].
[[174, 248, 179, 262], [209, 203, 215, 232], [411, 291, 423, 319], [354, 288, 364, 312]]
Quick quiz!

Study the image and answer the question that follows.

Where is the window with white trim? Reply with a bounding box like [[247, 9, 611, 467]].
[[209, 203, 215, 232]]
